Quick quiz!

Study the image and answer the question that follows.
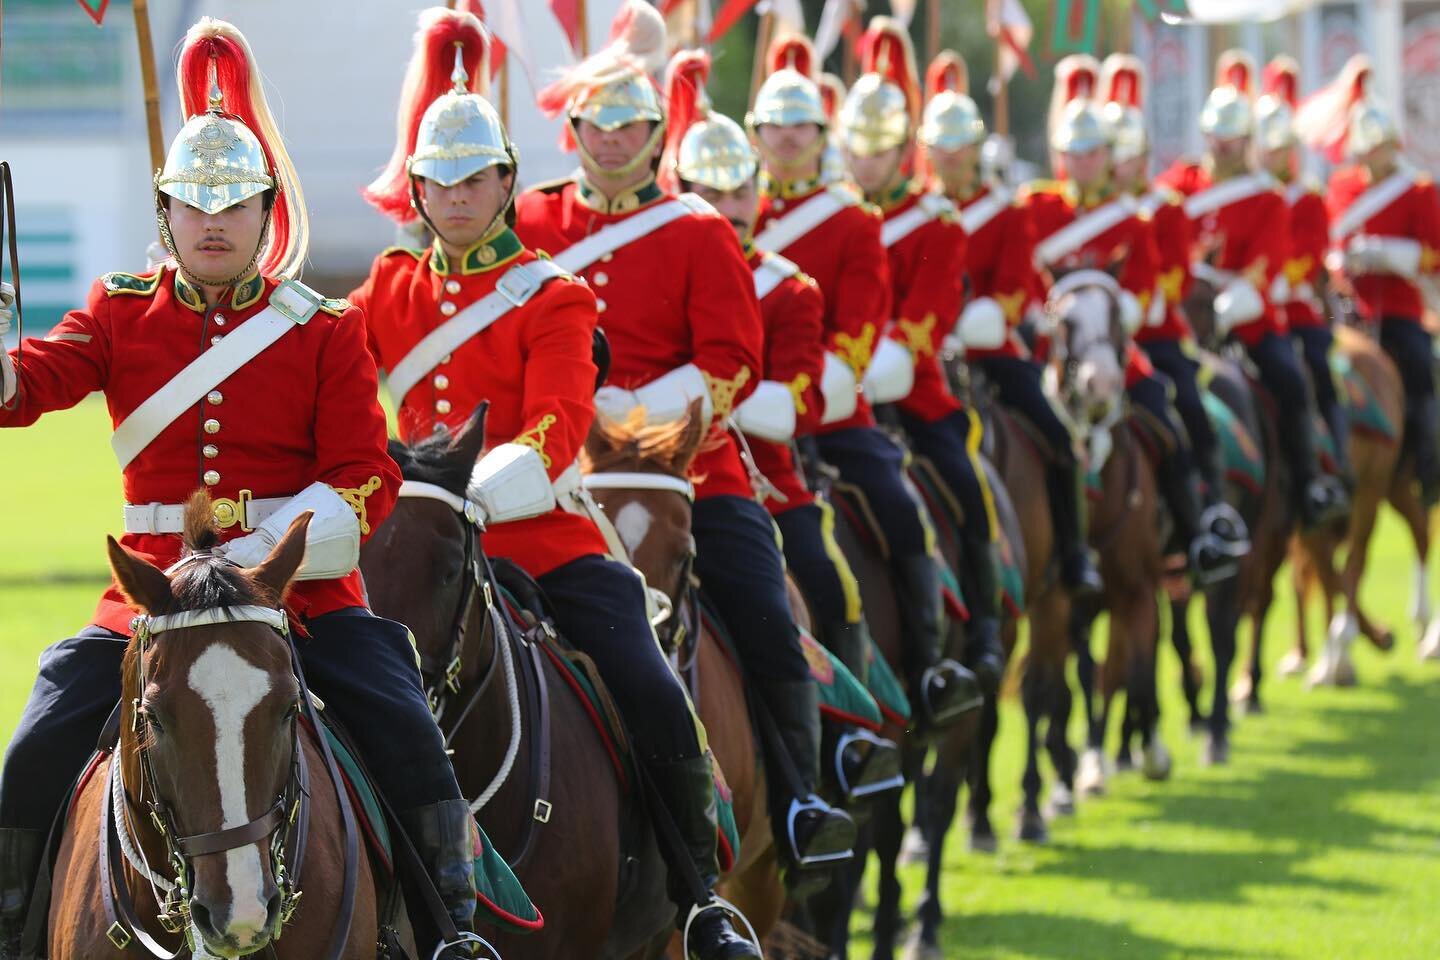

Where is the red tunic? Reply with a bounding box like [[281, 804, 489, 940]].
[[1, 267, 398, 633], [755, 179, 891, 433], [1327, 167, 1440, 323], [351, 231, 610, 576], [514, 178, 762, 501], [877, 185, 967, 423], [1281, 183, 1331, 330], [1157, 160, 1290, 346], [1134, 186, 1195, 344], [954, 185, 1034, 361], [745, 248, 826, 516]]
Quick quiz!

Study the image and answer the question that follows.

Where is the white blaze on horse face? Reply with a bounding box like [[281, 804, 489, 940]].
[[613, 501, 653, 560], [188, 642, 274, 941]]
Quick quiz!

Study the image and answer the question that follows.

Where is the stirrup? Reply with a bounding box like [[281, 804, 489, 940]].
[[920, 660, 984, 727], [1190, 534, 1239, 587], [1199, 502, 1250, 556], [431, 931, 501, 960], [834, 728, 905, 802], [785, 796, 855, 867], [681, 896, 762, 960]]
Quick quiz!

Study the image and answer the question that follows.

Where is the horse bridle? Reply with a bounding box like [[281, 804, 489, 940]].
[[117, 581, 307, 955]]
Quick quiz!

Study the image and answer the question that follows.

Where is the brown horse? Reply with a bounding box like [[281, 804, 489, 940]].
[[51, 497, 390, 960], [362, 411, 673, 959], [1282, 323, 1416, 686], [577, 407, 783, 949]]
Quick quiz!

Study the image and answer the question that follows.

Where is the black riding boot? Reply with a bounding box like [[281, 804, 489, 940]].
[[1196, 441, 1251, 551], [895, 554, 984, 730], [1158, 454, 1236, 585], [1278, 398, 1349, 527], [1320, 395, 1354, 492], [957, 533, 1006, 695], [752, 677, 857, 896], [1048, 462, 1103, 595], [646, 757, 761, 960], [819, 619, 871, 686], [1410, 393, 1440, 508], [399, 800, 479, 956], [0, 829, 44, 960]]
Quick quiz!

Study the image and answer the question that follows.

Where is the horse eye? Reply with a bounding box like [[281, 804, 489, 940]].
[[140, 706, 164, 735]]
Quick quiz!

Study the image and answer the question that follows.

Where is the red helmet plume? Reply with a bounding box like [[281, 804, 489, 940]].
[[659, 49, 711, 194], [768, 33, 819, 81], [856, 16, 921, 123], [925, 50, 969, 99], [1101, 53, 1146, 109], [1262, 55, 1300, 108], [1215, 49, 1256, 96]]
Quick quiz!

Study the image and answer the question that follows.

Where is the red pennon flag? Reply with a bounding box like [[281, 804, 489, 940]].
[[76, 0, 110, 26]]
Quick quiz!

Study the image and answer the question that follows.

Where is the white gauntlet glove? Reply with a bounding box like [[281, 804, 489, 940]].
[[220, 482, 361, 580]]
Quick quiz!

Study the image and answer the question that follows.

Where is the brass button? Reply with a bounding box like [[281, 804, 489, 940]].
[[596, 299, 607, 313], [440, 301, 458, 316], [203, 419, 220, 435], [600, 252, 614, 263], [203, 469, 221, 486], [445, 280, 462, 294], [211, 335, 224, 346], [773, 199, 787, 212], [213, 315, 227, 327], [206, 390, 224, 405], [441, 354, 452, 364], [202, 444, 219, 458], [433, 374, 449, 390], [594, 272, 609, 287], [436, 399, 452, 415]]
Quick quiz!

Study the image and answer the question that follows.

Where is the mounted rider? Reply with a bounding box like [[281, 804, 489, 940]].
[[0, 19, 476, 958], [1312, 55, 1440, 507], [350, 11, 763, 958], [747, 26, 985, 732], [1157, 50, 1349, 529], [836, 20, 1006, 693], [512, 1, 856, 900], [1099, 53, 1250, 578]]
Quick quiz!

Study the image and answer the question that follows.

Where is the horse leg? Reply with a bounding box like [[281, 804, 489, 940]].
[[913, 743, 968, 957], [1132, 590, 1170, 781], [1043, 649, 1078, 818], [1017, 656, 1049, 843], [869, 777, 910, 960], [1346, 490, 1394, 652], [1072, 602, 1107, 797], [966, 694, 1000, 853], [1282, 540, 1312, 677], [1168, 595, 1205, 732], [1204, 575, 1240, 765], [1393, 479, 1440, 659]]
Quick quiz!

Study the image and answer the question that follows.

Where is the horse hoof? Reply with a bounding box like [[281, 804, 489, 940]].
[[1047, 782, 1076, 817], [1334, 656, 1358, 687], [1201, 734, 1229, 766], [1420, 619, 1440, 661], [1016, 809, 1049, 844], [1277, 649, 1308, 677], [1228, 674, 1254, 705], [899, 826, 929, 866], [902, 933, 945, 960], [969, 828, 998, 854], [1188, 715, 1209, 737], [1076, 748, 1107, 796], [1369, 629, 1396, 653], [1307, 656, 1339, 689], [1143, 742, 1173, 781]]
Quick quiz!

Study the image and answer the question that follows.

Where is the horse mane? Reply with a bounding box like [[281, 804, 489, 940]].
[[167, 491, 279, 612], [582, 406, 709, 478]]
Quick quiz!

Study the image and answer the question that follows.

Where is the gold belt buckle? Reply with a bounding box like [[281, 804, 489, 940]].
[[211, 489, 255, 531]]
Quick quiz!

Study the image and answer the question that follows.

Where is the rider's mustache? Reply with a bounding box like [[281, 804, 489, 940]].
[[196, 236, 234, 252]]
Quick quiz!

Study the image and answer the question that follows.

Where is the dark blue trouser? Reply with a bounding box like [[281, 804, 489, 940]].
[[691, 495, 810, 683], [1141, 339, 1218, 468], [973, 355, 1077, 465], [813, 426, 930, 559], [1378, 316, 1439, 489], [1246, 330, 1312, 413], [774, 500, 861, 629], [538, 555, 700, 763], [1127, 368, 1187, 456], [0, 608, 459, 832], [1292, 326, 1340, 429], [895, 408, 996, 542]]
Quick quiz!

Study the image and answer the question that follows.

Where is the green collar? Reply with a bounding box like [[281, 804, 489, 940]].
[[430, 227, 524, 276], [173, 269, 265, 313], [576, 175, 664, 215], [869, 178, 917, 212], [760, 170, 825, 200]]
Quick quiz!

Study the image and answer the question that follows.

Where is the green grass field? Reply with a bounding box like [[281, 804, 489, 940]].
[[3, 397, 1439, 958]]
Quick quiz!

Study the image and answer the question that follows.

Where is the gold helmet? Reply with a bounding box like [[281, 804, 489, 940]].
[[919, 50, 984, 151], [536, 0, 667, 172], [662, 49, 756, 192], [837, 17, 921, 157], [1100, 54, 1147, 163], [1253, 56, 1299, 152], [1052, 100, 1110, 155], [748, 34, 828, 129], [158, 18, 307, 281], [1200, 49, 1256, 140], [1049, 54, 1106, 157], [1348, 100, 1400, 158]]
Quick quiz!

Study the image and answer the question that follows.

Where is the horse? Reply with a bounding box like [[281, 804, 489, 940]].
[[575, 406, 783, 950], [49, 495, 391, 960], [361, 409, 673, 960]]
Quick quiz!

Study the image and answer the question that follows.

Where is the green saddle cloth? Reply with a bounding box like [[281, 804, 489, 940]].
[[865, 639, 913, 726], [1202, 390, 1266, 494], [1331, 351, 1397, 440], [801, 626, 884, 731]]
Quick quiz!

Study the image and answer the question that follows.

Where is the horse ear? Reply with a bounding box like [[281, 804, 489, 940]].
[[455, 401, 490, 464], [677, 397, 708, 467], [247, 512, 312, 600], [107, 536, 174, 614]]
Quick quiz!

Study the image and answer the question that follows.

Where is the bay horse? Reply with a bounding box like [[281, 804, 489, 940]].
[[50, 497, 393, 960], [575, 407, 783, 950], [361, 409, 673, 960]]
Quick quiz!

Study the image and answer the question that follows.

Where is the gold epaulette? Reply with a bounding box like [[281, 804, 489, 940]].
[[381, 245, 426, 260], [825, 181, 864, 207], [1019, 179, 1068, 199], [101, 269, 163, 297]]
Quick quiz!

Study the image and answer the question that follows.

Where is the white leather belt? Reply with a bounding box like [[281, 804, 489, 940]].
[[124, 493, 290, 534]]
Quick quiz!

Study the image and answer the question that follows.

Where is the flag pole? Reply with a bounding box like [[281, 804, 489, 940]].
[[500, 56, 511, 129], [133, 0, 166, 175], [994, 33, 1010, 137], [578, 0, 591, 57], [926, 0, 940, 66], [749, 11, 775, 111]]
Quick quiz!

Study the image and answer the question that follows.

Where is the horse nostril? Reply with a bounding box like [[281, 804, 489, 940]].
[[189, 900, 218, 940], [265, 891, 283, 931]]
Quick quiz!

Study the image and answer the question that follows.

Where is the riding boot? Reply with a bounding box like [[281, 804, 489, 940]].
[[751, 677, 857, 895], [1278, 398, 1349, 527], [957, 532, 1006, 695], [894, 553, 984, 730], [1320, 396, 1354, 493], [819, 618, 871, 686], [1158, 453, 1236, 585], [1410, 393, 1440, 508], [399, 800, 478, 956], [0, 829, 44, 960], [1196, 441, 1250, 552], [1048, 462, 1104, 595], [645, 757, 761, 960]]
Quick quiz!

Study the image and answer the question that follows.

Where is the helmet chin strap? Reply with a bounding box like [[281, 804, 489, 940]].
[[755, 134, 828, 182], [408, 176, 516, 254], [154, 189, 272, 290], [573, 120, 666, 181]]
